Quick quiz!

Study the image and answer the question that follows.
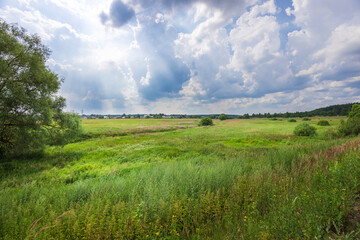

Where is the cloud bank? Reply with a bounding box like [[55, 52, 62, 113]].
[[1, 0, 360, 114]]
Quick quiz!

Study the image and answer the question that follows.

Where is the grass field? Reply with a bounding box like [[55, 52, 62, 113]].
[[1, 117, 360, 239]]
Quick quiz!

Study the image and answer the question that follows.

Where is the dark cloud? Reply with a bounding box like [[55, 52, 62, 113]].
[[100, 0, 135, 28], [139, 56, 190, 101], [136, 21, 190, 101]]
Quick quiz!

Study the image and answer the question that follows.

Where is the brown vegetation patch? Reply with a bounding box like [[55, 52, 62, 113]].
[[313, 139, 360, 162], [293, 139, 360, 178]]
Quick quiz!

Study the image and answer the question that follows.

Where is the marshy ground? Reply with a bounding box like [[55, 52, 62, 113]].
[[1, 117, 360, 239]]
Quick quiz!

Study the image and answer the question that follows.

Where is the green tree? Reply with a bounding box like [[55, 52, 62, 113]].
[[348, 104, 360, 118], [219, 114, 227, 121], [199, 117, 213, 126], [317, 120, 330, 126], [0, 21, 82, 157], [338, 104, 360, 136], [293, 123, 317, 136]]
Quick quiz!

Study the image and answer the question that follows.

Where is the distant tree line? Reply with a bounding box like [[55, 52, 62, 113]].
[[237, 103, 358, 119], [86, 103, 358, 120]]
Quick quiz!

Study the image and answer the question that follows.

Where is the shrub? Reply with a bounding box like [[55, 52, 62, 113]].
[[337, 104, 360, 137], [288, 119, 297, 122], [271, 118, 278, 121], [317, 120, 330, 126], [294, 123, 317, 136], [339, 119, 360, 136], [219, 114, 227, 121], [348, 104, 360, 118], [199, 117, 213, 126], [302, 117, 311, 121]]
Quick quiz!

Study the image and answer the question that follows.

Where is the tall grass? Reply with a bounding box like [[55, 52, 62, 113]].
[[1, 118, 359, 239]]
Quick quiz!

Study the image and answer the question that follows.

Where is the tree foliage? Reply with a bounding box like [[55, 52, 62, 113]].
[[237, 103, 358, 119], [338, 104, 360, 136], [219, 114, 227, 121], [199, 117, 213, 126], [294, 123, 317, 136], [317, 120, 330, 126], [0, 20, 82, 157]]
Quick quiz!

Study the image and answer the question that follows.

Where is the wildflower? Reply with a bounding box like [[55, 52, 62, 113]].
[[156, 232, 160, 236]]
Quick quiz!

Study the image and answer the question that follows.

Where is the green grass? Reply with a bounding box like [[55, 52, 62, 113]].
[[82, 119, 198, 136], [1, 117, 360, 239]]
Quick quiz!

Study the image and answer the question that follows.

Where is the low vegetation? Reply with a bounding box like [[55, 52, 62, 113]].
[[294, 123, 317, 136], [338, 104, 360, 137], [288, 119, 297, 122], [317, 120, 330, 126], [219, 114, 227, 120], [199, 117, 213, 126], [1, 116, 360, 239]]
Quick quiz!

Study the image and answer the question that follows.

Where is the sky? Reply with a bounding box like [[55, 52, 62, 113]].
[[1, 0, 360, 114]]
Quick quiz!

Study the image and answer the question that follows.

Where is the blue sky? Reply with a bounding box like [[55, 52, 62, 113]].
[[1, 0, 360, 114]]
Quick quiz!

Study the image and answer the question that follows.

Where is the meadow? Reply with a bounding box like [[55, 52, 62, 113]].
[[1, 117, 360, 239]]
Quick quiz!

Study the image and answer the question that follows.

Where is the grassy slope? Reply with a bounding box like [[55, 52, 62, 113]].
[[1, 117, 360, 239]]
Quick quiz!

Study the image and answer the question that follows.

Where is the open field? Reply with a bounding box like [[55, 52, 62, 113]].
[[82, 119, 200, 136], [1, 117, 360, 239]]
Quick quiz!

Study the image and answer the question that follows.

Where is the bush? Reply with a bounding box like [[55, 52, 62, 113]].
[[317, 120, 330, 126], [199, 117, 213, 126], [219, 114, 227, 121], [294, 123, 317, 136], [338, 104, 360, 136], [271, 118, 278, 121], [288, 119, 297, 122], [302, 117, 311, 121]]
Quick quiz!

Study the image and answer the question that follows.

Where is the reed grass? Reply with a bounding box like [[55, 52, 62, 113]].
[[1, 117, 359, 239]]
